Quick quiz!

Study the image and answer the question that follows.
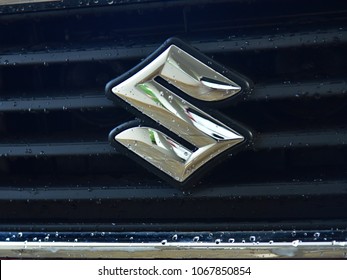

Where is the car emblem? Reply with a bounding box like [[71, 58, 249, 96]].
[[106, 38, 253, 188]]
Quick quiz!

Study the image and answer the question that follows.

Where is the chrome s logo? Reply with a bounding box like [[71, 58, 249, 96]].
[[106, 38, 253, 188]]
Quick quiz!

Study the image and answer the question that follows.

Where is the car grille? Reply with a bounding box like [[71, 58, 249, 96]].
[[0, 0, 347, 232]]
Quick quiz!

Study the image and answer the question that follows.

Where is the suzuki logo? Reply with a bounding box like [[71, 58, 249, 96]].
[[106, 38, 252, 188]]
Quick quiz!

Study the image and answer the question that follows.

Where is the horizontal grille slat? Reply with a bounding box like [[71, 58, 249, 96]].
[[1, 129, 346, 157], [0, 142, 117, 157], [255, 129, 347, 150], [1, 28, 346, 66], [1, 80, 346, 112], [0, 93, 114, 112], [250, 80, 347, 101], [1, 180, 347, 222], [197, 28, 347, 53], [1, 180, 347, 200]]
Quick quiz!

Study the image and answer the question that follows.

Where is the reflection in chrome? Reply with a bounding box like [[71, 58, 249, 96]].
[[200, 77, 241, 91], [3, 230, 345, 258], [112, 45, 245, 182], [159, 46, 242, 101]]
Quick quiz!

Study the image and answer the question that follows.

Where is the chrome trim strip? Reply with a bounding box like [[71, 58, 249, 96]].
[[1, 230, 346, 258], [0, 241, 346, 258]]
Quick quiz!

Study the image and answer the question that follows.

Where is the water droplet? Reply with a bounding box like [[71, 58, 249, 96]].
[[249, 236, 256, 242], [193, 236, 199, 242], [314, 232, 320, 238], [228, 238, 235, 243], [18, 232, 23, 237], [292, 240, 300, 247], [172, 234, 178, 241], [215, 239, 221, 244], [291, 230, 296, 237], [161, 240, 167, 245]]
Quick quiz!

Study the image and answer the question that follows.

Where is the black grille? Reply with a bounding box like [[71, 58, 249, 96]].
[[1, 0, 347, 231]]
